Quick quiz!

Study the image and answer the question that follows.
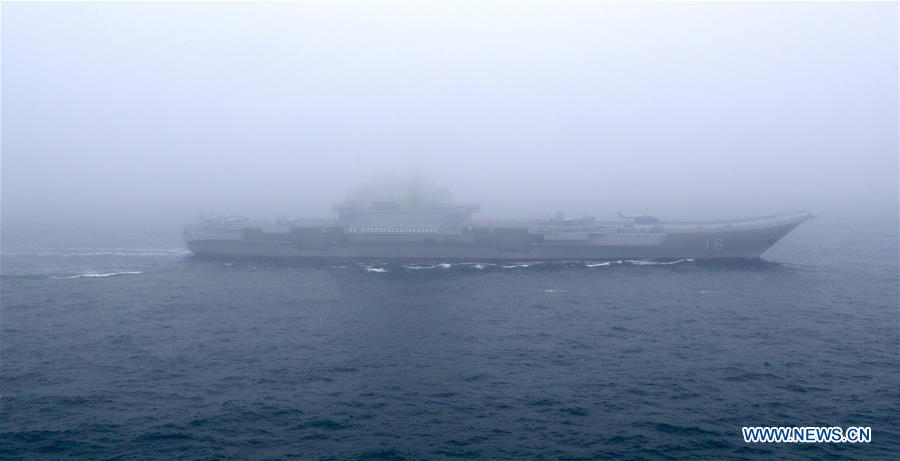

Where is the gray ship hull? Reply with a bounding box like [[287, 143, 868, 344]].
[[185, 212, 813, 261]]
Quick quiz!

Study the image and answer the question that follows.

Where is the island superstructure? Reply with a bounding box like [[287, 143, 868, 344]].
[[184, 182, 814, 260]]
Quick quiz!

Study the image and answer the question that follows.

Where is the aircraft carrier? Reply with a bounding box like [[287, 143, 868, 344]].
[[184, 182, 814, 261]]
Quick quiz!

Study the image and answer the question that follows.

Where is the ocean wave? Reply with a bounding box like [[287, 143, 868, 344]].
[[501, 263, 531, 269], [585, 262, 612, 267], [662, 258, 694, 265], [583, 259, 695, 267], [625, 258, 694, 266], [346, 259, 700, 273], [51, 271, 143, 279], [458, 262, 495, 269], [389, 258, 699, 272], [22, 248, 191, 257], [404, 263, 452, 270]]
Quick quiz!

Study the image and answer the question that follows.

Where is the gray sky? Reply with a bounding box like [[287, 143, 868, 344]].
[[2, 2, 897, 231]]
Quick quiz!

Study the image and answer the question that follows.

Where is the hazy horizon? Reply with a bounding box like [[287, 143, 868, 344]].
[[2, 2, 898, 245]]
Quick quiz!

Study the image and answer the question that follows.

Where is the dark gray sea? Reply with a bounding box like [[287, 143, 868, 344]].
[[1, 215, 898, 460]]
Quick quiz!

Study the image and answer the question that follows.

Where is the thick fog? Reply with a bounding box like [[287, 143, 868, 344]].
[[2, 2, 897, 245]]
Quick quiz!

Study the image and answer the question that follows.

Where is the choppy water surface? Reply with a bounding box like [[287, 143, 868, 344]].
[[1, 218, 898, 460]]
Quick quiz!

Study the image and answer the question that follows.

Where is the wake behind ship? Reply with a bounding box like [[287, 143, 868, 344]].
[[184, 182, 814, 261]]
